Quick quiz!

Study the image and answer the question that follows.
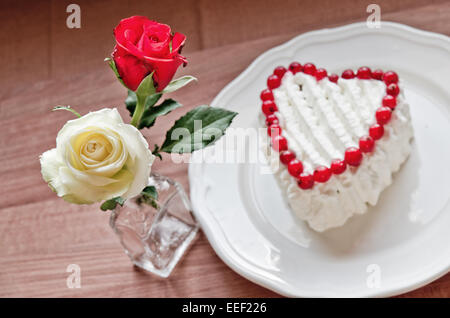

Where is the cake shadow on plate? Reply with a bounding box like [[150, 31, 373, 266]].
[[310, 140, 420, 256]]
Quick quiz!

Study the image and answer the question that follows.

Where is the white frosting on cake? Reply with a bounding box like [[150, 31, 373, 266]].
[[261, 72, 414, 232]]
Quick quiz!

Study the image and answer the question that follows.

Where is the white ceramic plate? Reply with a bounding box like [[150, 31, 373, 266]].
[[188, 22, 450, 297]]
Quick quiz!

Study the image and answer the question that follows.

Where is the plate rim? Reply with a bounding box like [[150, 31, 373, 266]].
[[188, 21, 450, 297]]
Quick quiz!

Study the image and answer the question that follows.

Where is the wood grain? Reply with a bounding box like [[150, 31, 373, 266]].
[[0, 1, 448, 297]]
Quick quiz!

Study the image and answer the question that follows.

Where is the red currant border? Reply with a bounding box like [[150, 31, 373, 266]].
[[261, 63, 400, 190]]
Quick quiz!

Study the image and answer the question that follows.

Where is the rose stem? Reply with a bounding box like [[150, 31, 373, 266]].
[[130, 95, 146, 127]]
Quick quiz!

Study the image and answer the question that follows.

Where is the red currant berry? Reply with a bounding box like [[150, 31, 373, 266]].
[[314, 166, 332, 183], [315, 68, 327, 81], [330, 159, 347, 175], [357, 66, 372, 79], [303, 63, 316, 76], [376, 107, 392, 125], [369, 124, 384, 140], [328, 73, 339, 83], [298, 173, 314, 189], [265, 114, 279, 126], [272, 135, 288, 151], [386, 83, 399, 97], [289, 62, 302, 74], [267, 124, 281, 136], [345, 147, 363, 166], [372, 69, 384, 80], [280, 150, 296, 165], [382, 95, 397, 109], [262, 100, 278, 116], [260, 89, 274, 101], [267, 74, 281, 89], [288, 159, 304, 177], [274, 66, 287, 78], [359, 136, 375, 153], [341, 69, 355, 79], [383, 71, 399, 85]]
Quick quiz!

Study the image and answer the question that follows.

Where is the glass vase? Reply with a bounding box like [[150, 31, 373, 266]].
[[109, 172, 199, 278]]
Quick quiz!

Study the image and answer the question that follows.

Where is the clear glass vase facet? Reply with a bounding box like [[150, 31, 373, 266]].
[[110, 173, 199, 278]]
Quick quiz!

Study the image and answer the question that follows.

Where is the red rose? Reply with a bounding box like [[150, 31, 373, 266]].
[[112, 16, 187, 92]]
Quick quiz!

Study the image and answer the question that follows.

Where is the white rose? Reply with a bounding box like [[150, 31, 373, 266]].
[[40, 108, 155, 204]]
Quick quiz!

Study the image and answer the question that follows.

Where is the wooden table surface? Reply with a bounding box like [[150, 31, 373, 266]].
[[0, 1, 449, 297]]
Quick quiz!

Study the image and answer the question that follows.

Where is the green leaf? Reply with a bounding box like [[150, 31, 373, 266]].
[[152, 144, 163, 160], [138, 99, 182, 129], [142, 186, 158, 200], [100, 196, 125, 211], [162, 76, 197, 94], [136, 72, 156, 98], [137, 186, 159, 209], [104, 57, 126, 87], [125, 90, 138, 115], [160, 105, 238, 153], [125, 90, 163, 117]]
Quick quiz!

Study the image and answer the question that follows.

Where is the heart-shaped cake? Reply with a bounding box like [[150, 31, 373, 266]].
[[260, 63, 414, 232]]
